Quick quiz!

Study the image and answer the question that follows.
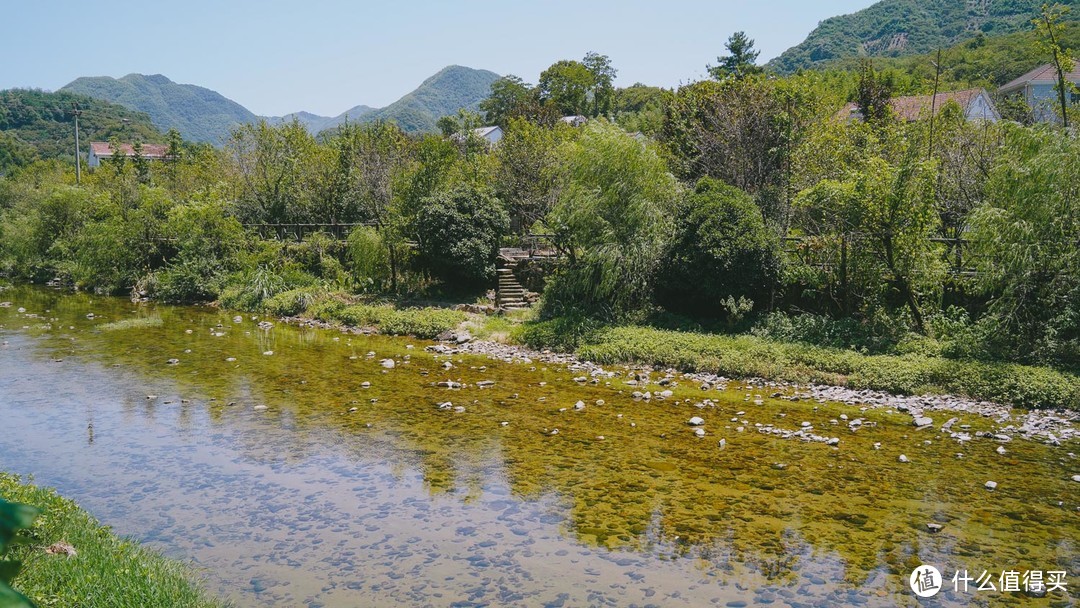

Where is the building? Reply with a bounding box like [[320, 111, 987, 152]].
[[998, 63, 1080, 123], [560, 115, 587, 127], [87, 142, 170, 168], [837, 88, 1000, 123], [472, 126, 503, 145]]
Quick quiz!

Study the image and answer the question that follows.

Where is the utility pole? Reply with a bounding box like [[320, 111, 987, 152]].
[[928, 49, 942, 161], [72, 102, 83, 184]]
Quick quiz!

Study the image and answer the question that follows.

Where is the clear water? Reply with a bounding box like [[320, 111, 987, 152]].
[[0, 286, 1076, 607]]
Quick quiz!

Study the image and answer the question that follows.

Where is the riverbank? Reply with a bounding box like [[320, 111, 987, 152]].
[[0, 473, 227, 608], [274, 297, 1080, 415]]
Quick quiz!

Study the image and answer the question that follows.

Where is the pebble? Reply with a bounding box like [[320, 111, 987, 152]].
[[693, 428, 706, 438], [985, 480, 998, 490], [926, 523, 943, 533], [574, 401, 586, 411], [688, 417, 705, 426], [1071, 475, 1080, 483], [913, 416, 933, 428], [718, 439, 727, 449], [898, 454, 909, 463], [996, 445, 1007, 455], [262, 351, 273, 356], [380, 359, 395, 369], [253, 405, 267, 411]]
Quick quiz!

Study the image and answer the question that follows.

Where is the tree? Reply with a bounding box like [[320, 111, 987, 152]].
[[656, 178, 782, 318], [968, 125, 1079, 367], [479, 75, 533, 127], [538, 60, 595, 116], [856, 60, 893, 124], [794, 128, 941, 332], [708, 32, 763, 80], [335, 121, 413, 291], [228, 120, 320, 224], [414, 184, 509, 287], [583, 51, 618, 116], [1034, 3, 1077, 128], [544, 121, 679, 320], [494, 118, 577, 233]]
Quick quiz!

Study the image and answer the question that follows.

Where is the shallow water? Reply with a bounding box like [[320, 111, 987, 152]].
[[0, 286, 1076, 607]]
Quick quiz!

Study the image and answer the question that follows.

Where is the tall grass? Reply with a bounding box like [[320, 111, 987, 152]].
[[0, 473, 227, 608]]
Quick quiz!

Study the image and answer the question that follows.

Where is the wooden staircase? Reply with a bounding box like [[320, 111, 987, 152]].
[[496, 262, 529, 311]]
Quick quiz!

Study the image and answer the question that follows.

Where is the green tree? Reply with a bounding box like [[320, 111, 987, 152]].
[[1034, 3, 1077, 128], [856, 59, 893, 124], [538, 60, 595, 116], [494, 118, 577, 233], [583, 51, 618, 116], [479, 75, 533, 127], [656, 178, 782, 319], [708, 32, 763, 80], [414, 184, 509, 287], [968, 125, 1079, 367], [544, 121, 679, 320]]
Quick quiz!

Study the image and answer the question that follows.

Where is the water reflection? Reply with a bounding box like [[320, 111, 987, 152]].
[[0, 286, 1076, 607]]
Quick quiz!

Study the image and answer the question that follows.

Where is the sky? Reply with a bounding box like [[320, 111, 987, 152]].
[[2, 0, 877, 117]]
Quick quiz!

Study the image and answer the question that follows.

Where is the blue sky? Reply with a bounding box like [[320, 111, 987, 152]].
[[3, 1, 875, 116]]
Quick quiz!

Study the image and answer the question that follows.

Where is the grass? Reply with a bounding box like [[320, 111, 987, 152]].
[[97, 316, 164, 332], [0, 472, 227, 608], [519, 322, 1080, 410]]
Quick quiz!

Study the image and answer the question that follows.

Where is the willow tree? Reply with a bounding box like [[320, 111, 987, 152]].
[[543, 121, 679, 320]]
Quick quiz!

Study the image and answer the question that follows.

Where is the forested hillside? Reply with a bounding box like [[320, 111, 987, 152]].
[[0, 89, 161, 174], [358, 66, 501, 132], [769, 0, 1078, 73], [62, 73, 257, 144]]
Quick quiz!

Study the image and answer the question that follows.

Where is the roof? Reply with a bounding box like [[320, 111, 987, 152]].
[[1000, 63, 1080, 94], [89, 142, 170, 158], [837, 88, 993, 122], [472, 126, 501, 137], [560, 115, 587, 125]]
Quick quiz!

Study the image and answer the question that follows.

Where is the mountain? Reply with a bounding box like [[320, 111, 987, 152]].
[[357, 65, 501, 132], [768, 0, 1078, 74], [61, 73, 257, 144], [265, 105, 376, 133], [0, 88, 162, 173]]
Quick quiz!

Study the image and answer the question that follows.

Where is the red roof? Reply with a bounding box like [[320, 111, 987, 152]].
[[1000, 63, 1080, 93], [89, 142, 170, 158], [837, 88, 991, 122]]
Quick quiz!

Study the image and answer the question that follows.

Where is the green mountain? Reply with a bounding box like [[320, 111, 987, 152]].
[[266, 105, 376, 133], [358, 65, 501, 132], [61, 73, 257, 144], [769, 0, 1078, 74], [0, 89, 162, 174], [843, 21, 1080, 89]]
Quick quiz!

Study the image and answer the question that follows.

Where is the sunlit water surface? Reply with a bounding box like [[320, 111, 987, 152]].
[[0, 286, 1076, 607]]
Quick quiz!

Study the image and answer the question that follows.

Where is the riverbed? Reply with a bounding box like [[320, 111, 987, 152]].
[[0, 286, 1076, 607]]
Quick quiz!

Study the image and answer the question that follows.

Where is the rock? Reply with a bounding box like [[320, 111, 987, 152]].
[[573, 376, 587, 383], [718, 438, 727, 449], [688, 416, 705, 426], [476, 380, 495, 387], [225, 357, 236, 362], [437, 401, 453, 410], [44, 542, 77, 557], [1072, 475, 1080, 483], [985, 480, 998, 490], [574, 401, 586, 411], [380, 359, 395, 369], [453, 406, 466, 413], [898, 454, 910, 463], [913, 417, 933, 428], [993, 434, 1012, 442], [500, 421, 509, 427], [348, 407, 358, 412], [437, 381, 461, 389], [839, 414, 848, 421], [595, 399, 605, 406], [659, 390, 674, 398], [233, 315, 243, 323], [926, 523, 943, 533], [166, 358, 180, 365], [941, 417, 959, 431], [693, 428, 706, 438], [826, 437, 840, 446], [262, 351, 274, 356], [801, 421, 812, 428], [996, 445, 1007, 455], [253, 405, 268, 411], [455, 331, 472, 344], [257, 320, 274, 330], [548, 429, 560, 436]]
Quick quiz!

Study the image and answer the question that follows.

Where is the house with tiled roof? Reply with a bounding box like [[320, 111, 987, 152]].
[[837, 88, 1000, 123], [87, 142, 171, 168], [998, 63, 1080, 123]]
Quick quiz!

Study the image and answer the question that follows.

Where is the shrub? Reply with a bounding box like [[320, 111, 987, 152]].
[[345, 226, 391, 291], [330, 304, 465, 339], [261, 287, 323, 317], [656, 178, 781, 319], [414, 184, 509, 288]]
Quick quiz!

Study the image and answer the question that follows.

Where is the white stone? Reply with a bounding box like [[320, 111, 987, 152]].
[[688, 417, 705, 426]]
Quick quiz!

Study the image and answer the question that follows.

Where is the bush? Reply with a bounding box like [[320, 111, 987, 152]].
[[345, 226, 391, 291], [261, 287, 324, 317], [656, 178, 782, 319], [329, 303, 465, 339], [414, 185, 509, 287]]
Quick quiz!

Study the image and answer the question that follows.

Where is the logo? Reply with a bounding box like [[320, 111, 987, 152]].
[[910, 565, 943, 598]]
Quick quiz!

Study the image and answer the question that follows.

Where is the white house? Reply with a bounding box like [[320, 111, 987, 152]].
[[999, 63, 1080, 123], [88, 142, 170, 168], [472, 125, 503, 145]]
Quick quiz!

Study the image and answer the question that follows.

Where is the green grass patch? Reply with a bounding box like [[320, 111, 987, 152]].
[[528, 323, 1080, 410], [97, 316, 164, 332], [326, 303, 465, 340], [0, 472, 227, 608]]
